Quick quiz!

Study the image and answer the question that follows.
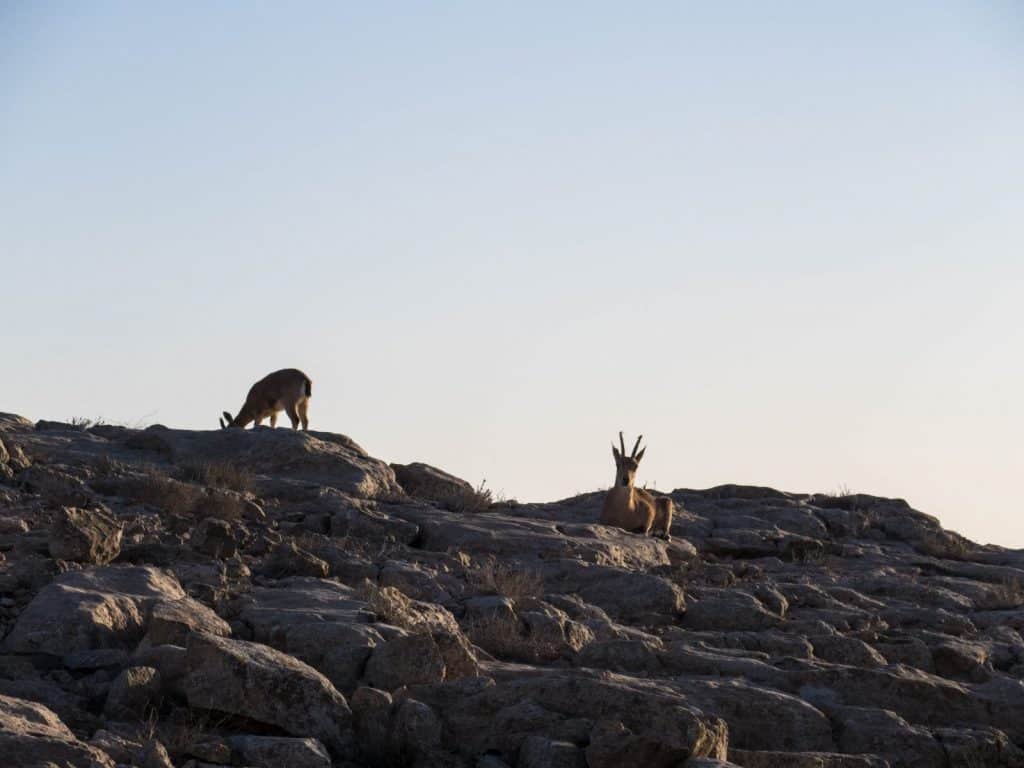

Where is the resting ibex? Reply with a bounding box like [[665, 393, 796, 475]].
[[600, 432, 673, 540], [219, 368, 312, 430]]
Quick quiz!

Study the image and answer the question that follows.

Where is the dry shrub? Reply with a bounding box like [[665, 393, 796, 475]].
[[93, 453, 126, 477], [175, 459, 253, 493], [441, 480, 494, 514], [191, 489, 247, 521], [121, 474, 203, 517], [469, 556, 543, 602], [70, 417, 105, 430], [465, 613, 560, 663], [112, 466, 249, 522]]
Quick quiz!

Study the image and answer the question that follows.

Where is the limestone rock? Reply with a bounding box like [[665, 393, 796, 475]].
[[4, 565, 186, 655], [184, 631, 353, 755]]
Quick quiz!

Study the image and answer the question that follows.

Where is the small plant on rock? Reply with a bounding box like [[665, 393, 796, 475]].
[[469, 556, 543, 602]]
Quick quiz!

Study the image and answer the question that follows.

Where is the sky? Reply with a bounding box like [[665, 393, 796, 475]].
[[2, 2, 1022, 545]]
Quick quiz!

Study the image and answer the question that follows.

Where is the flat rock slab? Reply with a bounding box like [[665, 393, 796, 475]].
[[390, 505, 671, 570], [136, 427, 400, 498], [409, 668, 728, 766]]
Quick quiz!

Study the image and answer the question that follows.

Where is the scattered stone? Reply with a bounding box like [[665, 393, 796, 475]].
[[104, 666, 162, 719], [189, 517, 238, 558], [48, 506, 123, 564], [259, 540, 330, 578]]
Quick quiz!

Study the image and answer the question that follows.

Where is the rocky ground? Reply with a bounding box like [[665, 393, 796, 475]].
[[2, 412, 1024, 768]]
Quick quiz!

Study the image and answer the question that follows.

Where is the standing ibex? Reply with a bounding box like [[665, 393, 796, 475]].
[[219, 368, 312, 430], [600, 432, 673, 540]]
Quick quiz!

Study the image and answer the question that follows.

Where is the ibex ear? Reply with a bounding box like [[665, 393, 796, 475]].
[[612, 445, 622, 461], [221, 411, 233, 428], [635, 447, 646, 462], [219, 417, 226, 429]]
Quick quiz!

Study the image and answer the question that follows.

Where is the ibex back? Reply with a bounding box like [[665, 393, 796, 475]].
[[600, 432, 673, 540], [220, 368, 312, 430]]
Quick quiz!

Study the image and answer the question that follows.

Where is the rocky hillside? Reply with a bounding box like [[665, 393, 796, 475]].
[[2, 412, 1024, 768]]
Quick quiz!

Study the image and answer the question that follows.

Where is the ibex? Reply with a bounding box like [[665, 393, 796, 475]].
[[219, 368, 312, 430], [600, 432, 673, 540]]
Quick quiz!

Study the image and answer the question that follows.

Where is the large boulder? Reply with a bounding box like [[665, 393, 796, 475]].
[[390, 462, 473, 503], [362, 633, 446, 691], [4, 565, 187, 655], [184, 632, 353, 755], [145, 595, 232, 646], [0, 693, 114, 768], [351, 687, 446, 767], [48, 506, 123, 564]]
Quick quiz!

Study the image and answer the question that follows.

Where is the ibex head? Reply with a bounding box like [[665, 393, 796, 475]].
[[219, 411, 239, 429], [611, 431, 646, 488]]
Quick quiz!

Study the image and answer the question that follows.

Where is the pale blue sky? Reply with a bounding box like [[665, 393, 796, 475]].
[[2, 2, 1022, 544]]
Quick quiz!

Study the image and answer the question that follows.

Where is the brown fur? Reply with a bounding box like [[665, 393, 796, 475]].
[[599, 432, 673, 540], [220, 368, 312, 431]]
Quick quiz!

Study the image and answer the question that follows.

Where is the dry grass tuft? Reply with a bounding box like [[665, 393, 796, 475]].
[[357, 580, 413, 627], [121, 474, 204, 517], [175, 459, 253, 493], [468, 556, 543, 602], [69, 416, 106, 430], [108, 465, 249, 522], [914, 529, 972, 561], [154, 709, 231, 760], [191, 489, 247, 521]]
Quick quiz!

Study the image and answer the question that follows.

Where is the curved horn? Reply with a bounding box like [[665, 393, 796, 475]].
[[631, 434, 643, 458]]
